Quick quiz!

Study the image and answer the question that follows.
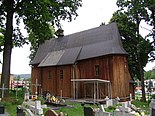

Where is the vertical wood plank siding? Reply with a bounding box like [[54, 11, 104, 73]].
[[31, 55, 132, 99], [112, 55, 130, 98], [31, 65, 42, 95], [76, 55, 131, 99], [40, 65, 72, 98], [77, 56, 112, 98]]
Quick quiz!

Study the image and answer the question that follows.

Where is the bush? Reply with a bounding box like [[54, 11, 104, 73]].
[[151, 94, 155, 99], [105, 106, 116, 112]]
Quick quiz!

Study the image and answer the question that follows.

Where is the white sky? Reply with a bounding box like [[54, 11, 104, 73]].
[[0, 0, 154, 74]]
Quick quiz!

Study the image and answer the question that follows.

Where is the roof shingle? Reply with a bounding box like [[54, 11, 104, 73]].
[[31, 23, 127, 66]]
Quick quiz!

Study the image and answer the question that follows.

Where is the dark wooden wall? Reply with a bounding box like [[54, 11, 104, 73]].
[[31, 65, 42, 95], [31, 55, 133, 99], [76, 56, 112, 98], [40, 65, 72, 98], [75, 55, 132, 99], [111, 55, 130, 98]]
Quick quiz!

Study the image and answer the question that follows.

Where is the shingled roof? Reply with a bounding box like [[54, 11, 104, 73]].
[[31, 23, 127, 67]]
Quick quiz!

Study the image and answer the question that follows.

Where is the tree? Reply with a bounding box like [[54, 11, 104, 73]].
[[0, 0, 82, 97], [28, 26, 55, 62], [143, 0, 155, 60], [110, 11, 153, 101], [144, 0, 155, 41], [144, 69, 155, 80]]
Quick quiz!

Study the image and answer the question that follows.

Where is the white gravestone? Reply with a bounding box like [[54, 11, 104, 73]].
[[35, 100, 43, 115], [105, 96, 112, 107], [24, 87, 30, 101]]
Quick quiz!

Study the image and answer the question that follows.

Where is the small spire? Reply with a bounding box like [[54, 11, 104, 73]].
[[56, 28, 64, 38]]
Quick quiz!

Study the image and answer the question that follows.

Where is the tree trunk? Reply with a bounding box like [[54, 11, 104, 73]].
[[1, 0, 14, 97], [150, 9, 155, 46], [136, 20, 146, 102], [139, 63, 146, 102]]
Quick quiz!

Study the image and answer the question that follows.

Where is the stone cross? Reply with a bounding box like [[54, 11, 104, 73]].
[[24, 87, 30, 101], [16, 80, 19, 99], [0, 84, 8, 98], [31, 79, 41, 96]]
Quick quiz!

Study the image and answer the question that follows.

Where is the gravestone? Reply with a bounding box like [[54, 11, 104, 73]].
[[17, 106, 25, 116], [0, 105, 4, 114], [84, 106, 112, 116], [113, 97, 120, 105], [150, 100, 155, 116], [45, 92, 51, 102], [45, 110, 66, 116], [24, 87, 30, 101], [104, 96, 113, 107], [35, 100, 43, 115], [20, 100, 45, 116], [84, 107, 94, 116]]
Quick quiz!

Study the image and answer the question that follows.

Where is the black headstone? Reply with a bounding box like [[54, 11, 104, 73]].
[[84, 107, 94, 116], [0, 105, 4, 114], [152, 108, 155, 116], [17, 107, 25, 116]]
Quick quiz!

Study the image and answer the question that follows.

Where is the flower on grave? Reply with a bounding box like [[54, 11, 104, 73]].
[[51, 96, 58, 103], [135, 112, 140, 116], [32, 95, 37, 101], [141, 112, 145, 116]]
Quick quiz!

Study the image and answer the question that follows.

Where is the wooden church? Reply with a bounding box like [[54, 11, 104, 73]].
[[30, 23, 134, 100]]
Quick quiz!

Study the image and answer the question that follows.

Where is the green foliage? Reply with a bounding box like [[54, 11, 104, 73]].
[[23, 0, 82, 61], [37, 96, 46, 105], [105, 106, 116, 112], [110, 12, 153, 80], [104, 104, 122, 113], [117, 0, 148, 23], [28, 26, 55, 61], [116, 0, 155, 60], [0, 28, 4, 54], [143, 0, 155, 47], [151, 94, 155, 99], [0, 90, 24, 115], [132, 100, 150, 115], [0, 0, 82, 51], [144, 69, 155, 79], [114, 0, 154, 101], [0, 0, 82, 97]]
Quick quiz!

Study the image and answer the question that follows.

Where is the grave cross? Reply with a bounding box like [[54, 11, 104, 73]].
[[0, 84, 8, 98], [31, 79, 41, 96]]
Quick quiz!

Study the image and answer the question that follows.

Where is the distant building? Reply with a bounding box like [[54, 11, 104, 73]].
[[11, 80, 30, 88]]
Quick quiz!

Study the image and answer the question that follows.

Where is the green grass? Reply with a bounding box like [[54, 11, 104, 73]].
[[56, 102, 84, 116], [0, 90, 24, 115], [55, 100, 150, 116], [56, 102, 101, 116], [132, 100, 150, 115], [0, 91, 151, 116]]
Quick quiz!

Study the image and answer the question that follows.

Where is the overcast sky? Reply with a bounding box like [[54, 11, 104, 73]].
[[0, 0, 153, 74]]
